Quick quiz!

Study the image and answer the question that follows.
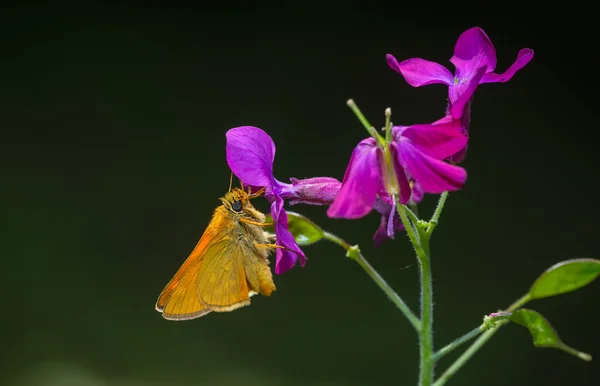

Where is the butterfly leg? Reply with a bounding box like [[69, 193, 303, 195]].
[[254, 243, 284, 249], [240, 218, 273, 227], [255, 243, 302, 256]]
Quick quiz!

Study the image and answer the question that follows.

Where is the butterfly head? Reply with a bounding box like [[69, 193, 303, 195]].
[[221, 187, 266, 223]]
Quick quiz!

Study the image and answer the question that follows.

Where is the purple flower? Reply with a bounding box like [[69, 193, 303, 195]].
[[226, 126, 340, 274], [327, 116, 468, 221], [386, 26, 534, 162]]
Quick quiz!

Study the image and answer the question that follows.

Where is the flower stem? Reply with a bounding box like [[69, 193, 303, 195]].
[[417, 246, 434, 386], [346, 99, 385, 145], [427, 191, 449, 234], [432, 294, 532, 386], [431, 326, 484, 362], [395, 195, 434, 386], [322, 231, 421, 332], [395, 197, 424, 258], [384, 107, 393, 143]]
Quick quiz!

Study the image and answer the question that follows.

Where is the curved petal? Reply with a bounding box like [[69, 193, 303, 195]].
[[449, 65, 487, 119], [387, 55, 453, 87], [448, 103, 471, 163], [410, 181, 424, 204], [271, 196, 306, 274], [226, 126, 276, 188], [480, 48, 534, 84], [394, 141, 467, 193], [396, 118, 467, 160], [372, 198, 405, 247], [386, 198, 397, 239], [389, 143, 412, 204], [450, 27, 497, 78], [282, 177, 341, 205], [327, 138, 382, 219]]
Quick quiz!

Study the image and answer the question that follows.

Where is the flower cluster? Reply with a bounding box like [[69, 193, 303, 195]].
[[225, 27, 533, 273]]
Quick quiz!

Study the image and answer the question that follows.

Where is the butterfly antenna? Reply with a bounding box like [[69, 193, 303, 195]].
[[228, 171, 233, 192]]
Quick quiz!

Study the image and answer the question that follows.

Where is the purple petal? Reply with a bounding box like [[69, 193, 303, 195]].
[[450, 27, 497, 78], [396, 118, 467, 160], [411, 181, 424, 204], [386, 198, 397, 239], [327, 138, 382, 219], [271, 196, 306, 274], [389, 144, 412, 204], [372, 198, 405, 247], [481, 48, 534, 84], [387, 55, 453, 87], [448, 100, 471, 163], [373, 215, 392, 247], [393, 141, 467, 194], [226, 126, 276, 188], [449, 66, 487, 119], [280, 177, 341, 205]]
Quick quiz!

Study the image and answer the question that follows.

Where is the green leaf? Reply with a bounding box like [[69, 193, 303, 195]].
[[529, 258, 600, 299], [265, 211, 324, 246], [510, 309, 592, 362]]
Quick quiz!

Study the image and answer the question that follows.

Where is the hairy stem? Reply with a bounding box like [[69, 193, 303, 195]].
[[432, 327, 484, 362], [428, 192, 448, 234], [432, 294, 532, 386], [322, 231, 421, 332], [395, 195, 434, 386]]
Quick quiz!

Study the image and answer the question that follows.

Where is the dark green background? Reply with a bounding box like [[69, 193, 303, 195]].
[[3, 3, 599, 386]]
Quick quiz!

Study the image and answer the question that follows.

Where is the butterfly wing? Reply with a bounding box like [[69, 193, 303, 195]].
[[197, 224, 276, 312], [156, 206, 277, 319], [242, 244, 276, 297], [155, 212, 229, 320], [196, 237, 252, 312]]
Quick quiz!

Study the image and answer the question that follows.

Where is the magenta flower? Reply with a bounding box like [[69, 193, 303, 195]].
[[327, 116, 468, 221], [226, 126, 340, 274], [386, 26, 534, 161]]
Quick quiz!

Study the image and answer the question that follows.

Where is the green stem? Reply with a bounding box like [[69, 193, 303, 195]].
[[322, 231, 421, 332], [384, 107, 393, 143], [346, 99, 384, 144], [394, 197, 424, 259], [428, 191, 449, 234], [432, 294, 532, 386], [394, 194, 434, 386], [431, 326, 484, 362], [404, 205, 421, 227], [418, 247, 434, 386]]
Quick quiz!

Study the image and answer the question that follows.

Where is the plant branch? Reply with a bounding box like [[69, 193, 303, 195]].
[[322, 231, 421, 332], [432, 294, 532, 386]]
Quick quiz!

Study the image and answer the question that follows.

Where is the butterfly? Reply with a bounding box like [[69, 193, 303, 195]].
[[155, 183, 278, 320]]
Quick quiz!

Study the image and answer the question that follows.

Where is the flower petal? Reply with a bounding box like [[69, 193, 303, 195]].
[[450, 27, 497, 77], [387, 55, 453, 87], [271, 196, 306, 274], [386, 198, 397, 239], [410, 181, 424, 203], [396, 118, 467, 160], [389, 144, 412, 204], [372, 198, 405, 247], [481, 48, 534, 84], [449, 65, 487, 119], [327, 138, 382, 219], [393, 141, 467, 194], [279, 177, 341, 206], [226, 126, 276, 188]]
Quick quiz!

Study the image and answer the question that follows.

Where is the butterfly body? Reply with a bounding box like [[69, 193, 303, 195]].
[[155, 187, 276, 320]]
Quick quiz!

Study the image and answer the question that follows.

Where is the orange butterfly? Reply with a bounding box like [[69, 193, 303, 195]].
[[155, 183, 278, 320]]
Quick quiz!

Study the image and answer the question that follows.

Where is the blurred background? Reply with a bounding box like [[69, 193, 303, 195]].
[[2, 2, 599, 386]]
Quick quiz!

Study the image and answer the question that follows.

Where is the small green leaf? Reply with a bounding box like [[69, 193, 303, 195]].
[[529, 258, 600, 299], [265, 211, 324, 246], [510, 309, 592, 362]]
